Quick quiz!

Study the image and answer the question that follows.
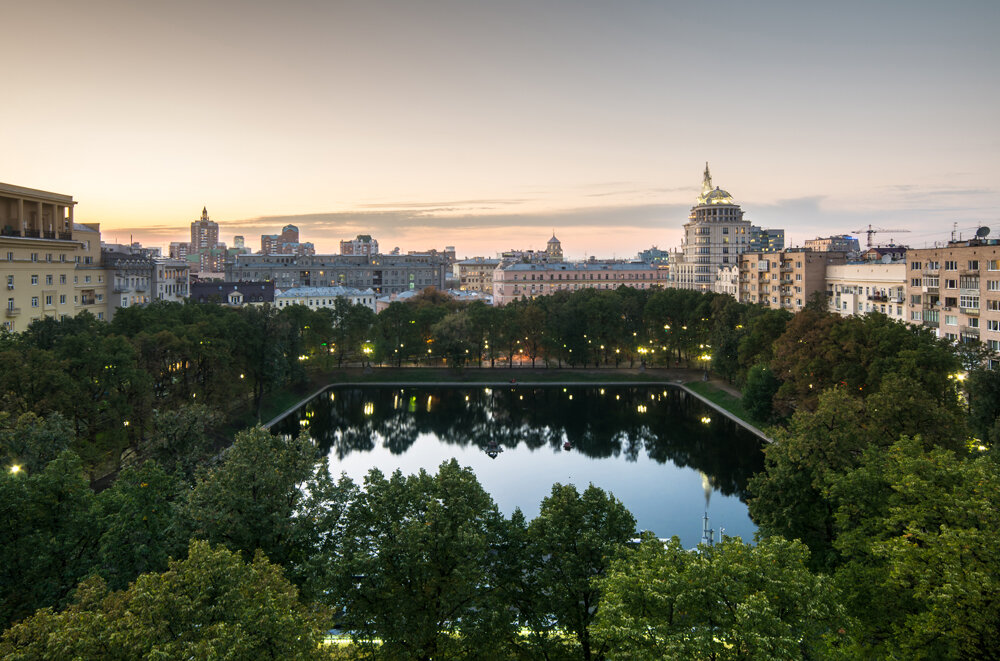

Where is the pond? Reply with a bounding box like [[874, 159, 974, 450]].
[[272, 384, 765, 548]]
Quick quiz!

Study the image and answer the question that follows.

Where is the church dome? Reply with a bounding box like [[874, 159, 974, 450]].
[[548, 235, 560, 244]]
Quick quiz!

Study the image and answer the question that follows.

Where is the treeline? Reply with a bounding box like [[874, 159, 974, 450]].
[[3, 286, 1000, 659]]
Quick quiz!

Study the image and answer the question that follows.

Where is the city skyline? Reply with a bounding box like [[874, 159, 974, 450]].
[[5, 0, 999, 258]]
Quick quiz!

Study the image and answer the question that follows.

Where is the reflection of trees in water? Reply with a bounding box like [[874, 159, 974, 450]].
[[275, 386, 764, 498]]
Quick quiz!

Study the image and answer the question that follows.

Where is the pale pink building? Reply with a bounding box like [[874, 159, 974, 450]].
[[492, 261, 669, 306]]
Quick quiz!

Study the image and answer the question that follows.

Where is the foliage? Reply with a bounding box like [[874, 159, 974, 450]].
[[593, 535, 850, 660], [0, 540, 329, 660], [741, 364, 780, 423], [184, 426, 318, 568], [525, 483, 636, 661], [331, 459, 514, 660]]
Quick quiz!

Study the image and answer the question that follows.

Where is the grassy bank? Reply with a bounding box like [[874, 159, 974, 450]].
[[683, 380, 753, 425]]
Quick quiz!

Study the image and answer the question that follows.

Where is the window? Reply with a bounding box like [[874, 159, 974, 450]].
[[911, 261, 922, 270], [960, 276, 979, 289], [910, 294, 922, 304], [989, 259, 1000, 271], [944, 260, 957, 270], [31, 275, 38, 285], [5, 252, 11, 261], [989, 300, 1000, 312], [30, 253, 38, 262], [31, 296, 39, 308], [945, 315, 958, 326], [59, 274, 66, 284], [45, 253, 52, 262], [988, 280, 1000, 291], [45, 295, 52, 306], [911, 278, 921, 287], [969, 260, 979, 270], [925, 276, 939, 287], [85, 275, 91, 283], [911, 311, 922, 321], [45, 274, 53, 285], [960, 294, 979, 310], [988, 340, 1000, 352], [59, 294, 66, 304], [945, 279, 957, 289], [944, 332, 958, 341], [968, 317, 979, 328]]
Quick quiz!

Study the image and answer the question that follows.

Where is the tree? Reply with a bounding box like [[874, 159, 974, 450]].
[[967, 367, 1000, 445], [137, 403, 223, 481], [332, 460, 514, 660], [526, 483, 636, 661], [94, 460, 186, 590], [0, 411, 74, 474], [0, 540, 329, 660], [183, 426, 318, 568], [742, 364, 780, 424], [593, 535, 850, 661], [829, 437, 1000, 660], [0, 451, 99, 628]]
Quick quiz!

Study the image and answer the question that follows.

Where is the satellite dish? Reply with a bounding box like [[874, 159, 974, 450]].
[[976, 226, 991, 238]]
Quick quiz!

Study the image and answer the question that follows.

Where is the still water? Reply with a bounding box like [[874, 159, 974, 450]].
[[273, 385, 765, 547]]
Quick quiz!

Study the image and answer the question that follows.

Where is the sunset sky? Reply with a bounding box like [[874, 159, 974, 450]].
[[4, 0, 999, 259]]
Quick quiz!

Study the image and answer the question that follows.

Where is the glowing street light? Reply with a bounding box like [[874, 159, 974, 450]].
[[9, 464, 22, 475]]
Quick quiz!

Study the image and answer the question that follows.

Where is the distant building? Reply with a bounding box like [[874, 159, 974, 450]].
[[169, 241, 191, 260], [274, 285, 377, 313], [262, 224, 315, 256], [340, 234, 379, 257], [713, 264, 739, 298], [103, 249, 154, 318], [1, 182, 108, 331], [456, 257, 501, 294], [749, 227, 785, 253], [805, 235, 860, 254], [190, 281, 275, 306], [233, 235, 245, 249], [825, 263, 906, 322], [637, 246, 670, 266], [546, 235, 564, 262], [227, 253, 448, 295], [862, 245, 907, 262], [153, 257, 190, 302], [739, 248, 846, 311], [492, 261, 669, 306], [190, 207, 219, 251], [905, 239, 1000, 357]]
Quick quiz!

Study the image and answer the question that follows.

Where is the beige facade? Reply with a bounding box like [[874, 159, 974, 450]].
[[739, 249, 845, 311], [673, 164, 754, 291], [1, 183, 108, 332], [905, 241, 1000, 354], [154, 258, 190, 302], [457, 258, 501, 294], [713, 264, 739, 298], [825, 262, 906, 321], [274, 286, 377, 313], [493, 261, 669, 306]]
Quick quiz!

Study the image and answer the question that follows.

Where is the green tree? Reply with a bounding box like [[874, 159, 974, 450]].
[[742, 363, 780, 424], [0, 451, 99, 628], [332, 460, 514, 660], [829, 437, 1000, 660], [593, 535, 849, 661], [183, 426, 318, 568], [137, 403, 223, 481], [94, 460, 185, 590], [0, 411, 74, 474], [0, 540, 329, 661], [526, 483, 636, 661]]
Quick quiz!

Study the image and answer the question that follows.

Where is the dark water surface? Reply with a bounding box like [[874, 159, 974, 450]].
[[273, 385, 765, 547]]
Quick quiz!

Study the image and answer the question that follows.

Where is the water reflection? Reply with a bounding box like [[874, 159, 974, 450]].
[[275, 385, 764, 500]]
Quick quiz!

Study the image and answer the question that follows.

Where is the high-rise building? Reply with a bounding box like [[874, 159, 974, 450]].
[[190, 207, 219, 251], [672, 164, 754, 291], [749, 227, 785, 253], [262, 224, 315, 256]]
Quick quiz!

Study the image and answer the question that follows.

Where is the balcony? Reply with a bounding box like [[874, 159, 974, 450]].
[[961, 307, 979, 316], [923, 319, 939, 329], [961, 326, 980, 337], [5, 307, 20, 317], [80, 297, 96, 305]]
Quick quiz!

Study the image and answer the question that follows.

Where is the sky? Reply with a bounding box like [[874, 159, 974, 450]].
[[3, 0, 999, 259]]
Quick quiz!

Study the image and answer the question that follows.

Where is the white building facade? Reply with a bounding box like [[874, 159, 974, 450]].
[[825, 262, 907, 322], [274, 286, 378, 313]]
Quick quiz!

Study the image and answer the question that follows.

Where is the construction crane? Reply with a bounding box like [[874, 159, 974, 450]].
[[852, 224, 911, 248]]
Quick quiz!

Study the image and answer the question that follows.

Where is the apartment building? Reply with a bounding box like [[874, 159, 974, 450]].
[[456, 257, 501, 294], [739, 248, 846, 311], [153, 257, 190, 302], [825, 262, 906, 322], [905, 240, 1000, 356], [1, 183, 108, 332], [492, 261, 669, 306]]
